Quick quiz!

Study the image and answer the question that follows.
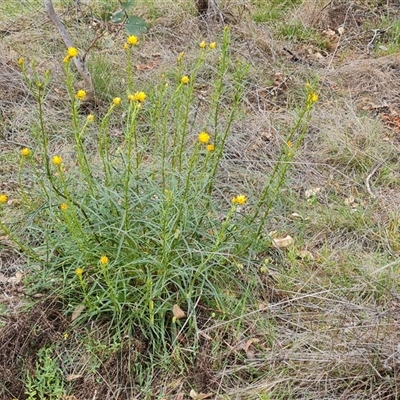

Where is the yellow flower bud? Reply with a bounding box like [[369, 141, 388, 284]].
[[198, 131, 210, 144], [127, 35, 138, 45], [75, 90, 86, 101], [52, 155, 63, 166], [181, 75, 190, 85], [21, 148, 31, 156]]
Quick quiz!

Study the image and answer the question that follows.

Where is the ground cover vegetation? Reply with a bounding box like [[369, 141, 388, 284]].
[[0, 0, 400, 399]]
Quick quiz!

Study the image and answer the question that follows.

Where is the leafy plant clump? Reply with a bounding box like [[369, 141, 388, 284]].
[[0, 28, 318, 351]]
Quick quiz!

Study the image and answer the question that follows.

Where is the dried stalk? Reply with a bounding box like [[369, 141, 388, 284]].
[[44, 0, 94, 99]]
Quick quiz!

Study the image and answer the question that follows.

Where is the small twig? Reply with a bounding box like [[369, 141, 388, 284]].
[[365, 161, 384, 199], [82, 29, 106, 62], [366, 28, 390, 54], [321, 0, 333, 12], [366, 29, 383, 54], [371, 258, 400, 275]]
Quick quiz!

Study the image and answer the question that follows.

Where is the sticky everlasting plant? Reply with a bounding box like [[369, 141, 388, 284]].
[[0, 29, 318, 352]]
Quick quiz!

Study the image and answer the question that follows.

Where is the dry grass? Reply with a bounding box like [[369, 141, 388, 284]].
[[1, 0, 400, 399]]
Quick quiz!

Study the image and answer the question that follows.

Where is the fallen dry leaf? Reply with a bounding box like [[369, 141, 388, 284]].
[[269, 231, 294, 248], [65, 374, 83, 382], [243, 338, 260, 359], [71, 304, 85, 322], [290, 212, 302, 219], [305, 187, 321, 199], [14, 271, 23, 284], [173, 304, 186, 320], [344, 196, 355, 206], [189, 389, 214, 400], [298, 249, 314, 259]]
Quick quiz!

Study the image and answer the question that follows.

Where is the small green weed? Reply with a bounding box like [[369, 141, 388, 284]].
[[25, 347, 65, 400]]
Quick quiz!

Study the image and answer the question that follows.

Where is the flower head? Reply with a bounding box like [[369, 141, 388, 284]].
[[136, 91, 147, 102], [100, 255, 109, 266], [76, 268, 83, 277], [87, 114, 94, 122], [209, 42, 217, 49], [52, 155, 63, 166], [287, 140, 293, 148], [181, 75, 190, 85], [123, 43, 129, 50], [0, 194, 8, 204], [198, 131, 210, 144], [308, 92, 318, 104], [60, 203, 68, 211], [21, 148, 31, 156], [199, 40, 207, 48], [127, 35, 138, 46], [75, 90, 86, 101], [64, 47, 78, 63], [231, 194, 247, 205], [113, 97, 121, 106], [177, 51, 185, 62], [67, 47, 79, 58], [18, 57, 24, 66], [206, 144, 215, 152]]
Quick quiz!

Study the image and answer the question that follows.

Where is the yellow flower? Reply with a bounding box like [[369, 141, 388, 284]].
[[100, 255, 109, 266], [60, 203, 68, 211], [307, 91, 318, 105], [177, 51, 185, 62], [21, 148, 31, 156], [231, 194, 247, 205], [123, 43, 129, 50], [52, 155, 63, 166], [127, 35, 138, 45], [206, 144, 215, 152], [181, 75, 190, 85], [198, 131, 210, 144], [287, 140, 293, 148], [113, 97, 121, 106], [209, 42, 217, 49], [87, 114, 94, 122], [18, 57, 24, 66], [128, 92, 147, 103], [199, 40, 206, 48], [67, 47, 79, 58], [310, 92, 318, 103], [0, 194, 8, 204], [76, 268, 83, 277], [135, 91, 147, 102], [75, 90, 86, 101]]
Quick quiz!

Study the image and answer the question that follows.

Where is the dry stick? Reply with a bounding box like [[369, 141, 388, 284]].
[[44, 0, 94, 99], [365, 160, 385, 199]]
